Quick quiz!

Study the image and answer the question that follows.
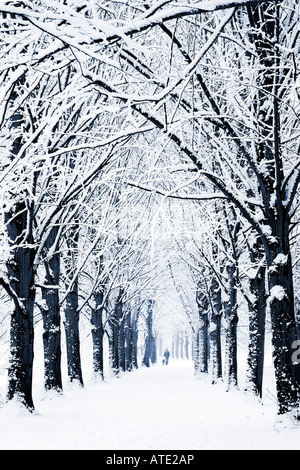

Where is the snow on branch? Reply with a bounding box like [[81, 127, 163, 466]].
[[120, 7, 235, 105], [0, 0, 278, 49], [127, 179, 228, 201], [46, 125, 154, 159]]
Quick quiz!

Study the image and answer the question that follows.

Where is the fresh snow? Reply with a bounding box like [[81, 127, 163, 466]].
[[273, 253, 288, 266], [1, 360, 300, 450], [269, 285, 286, 303]]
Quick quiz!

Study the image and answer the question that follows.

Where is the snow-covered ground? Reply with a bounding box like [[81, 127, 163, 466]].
[[1, 359, 300, 450]]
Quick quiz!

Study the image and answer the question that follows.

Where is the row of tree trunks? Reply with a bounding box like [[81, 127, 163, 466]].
[[195, 3, 300, 414], [171, 332, 190, 360], [109, 289, 140, 375], [194, 261, 266, 396], [2, 1, 299, 419], [7, 234, 142, 408]]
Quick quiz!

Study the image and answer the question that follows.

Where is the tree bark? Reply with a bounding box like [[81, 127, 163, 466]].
[[119, 309, 126, 373], [224, 262, 238, 388], [64, 287, 83, 385], [41, 225, 62, 392], [6, 201, 36, 410], [185, 333, 189, 360], [131, 306, 139, 369], [91, 290, 105, 380], [245, 240, 266, 398], [63, 224, 83, 386], [109, 290, 124, 376], [209, 276, 223, 383], [266, 233, 300, 413], [195, 283, 209, 374], [124, 309, 132, 371], [142, 300, 154, 368]]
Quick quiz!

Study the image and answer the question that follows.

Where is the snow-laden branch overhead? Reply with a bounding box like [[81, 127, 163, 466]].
[[127, 179, 228, 201], [0, 0, 279, 47]]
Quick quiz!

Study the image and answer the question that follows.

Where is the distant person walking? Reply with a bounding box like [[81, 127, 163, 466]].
[[163, 349, 170, 366]]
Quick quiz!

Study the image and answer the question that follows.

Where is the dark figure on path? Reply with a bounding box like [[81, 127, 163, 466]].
[[163, 349, 170, 365]]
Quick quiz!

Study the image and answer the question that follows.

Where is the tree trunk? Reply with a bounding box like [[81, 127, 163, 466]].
[[245, 240, 266, 398], [63, 224, 83, 386], [132, 307, 140, 369], [266, 234, 300, 414], [131, 307, 139, 369], [109, 290, 124, 376], [209, 277, 223, 383], [142, 300, 154, 368], [224, 262, 238, 388], [4, 70, 36, 410], [64, 286, 83, 385], [41, 226, 62, 392], [180, 336, 184, 359], [150, 335, 157, 364], [195, 284, 209, 374], [6, 201, 36, 410], [124, 309, 132, 371], [119, 311, 126, 373], [185, 334, 189, 360], [193, 329, 200, 375], [175, 332, 179, 359], [91, 290, 105, 380]]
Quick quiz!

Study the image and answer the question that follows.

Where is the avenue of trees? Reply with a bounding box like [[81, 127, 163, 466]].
[[0, 0, 299, 418]]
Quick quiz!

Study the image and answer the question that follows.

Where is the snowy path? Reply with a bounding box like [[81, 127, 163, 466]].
[[1, 360, 300, 450]]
